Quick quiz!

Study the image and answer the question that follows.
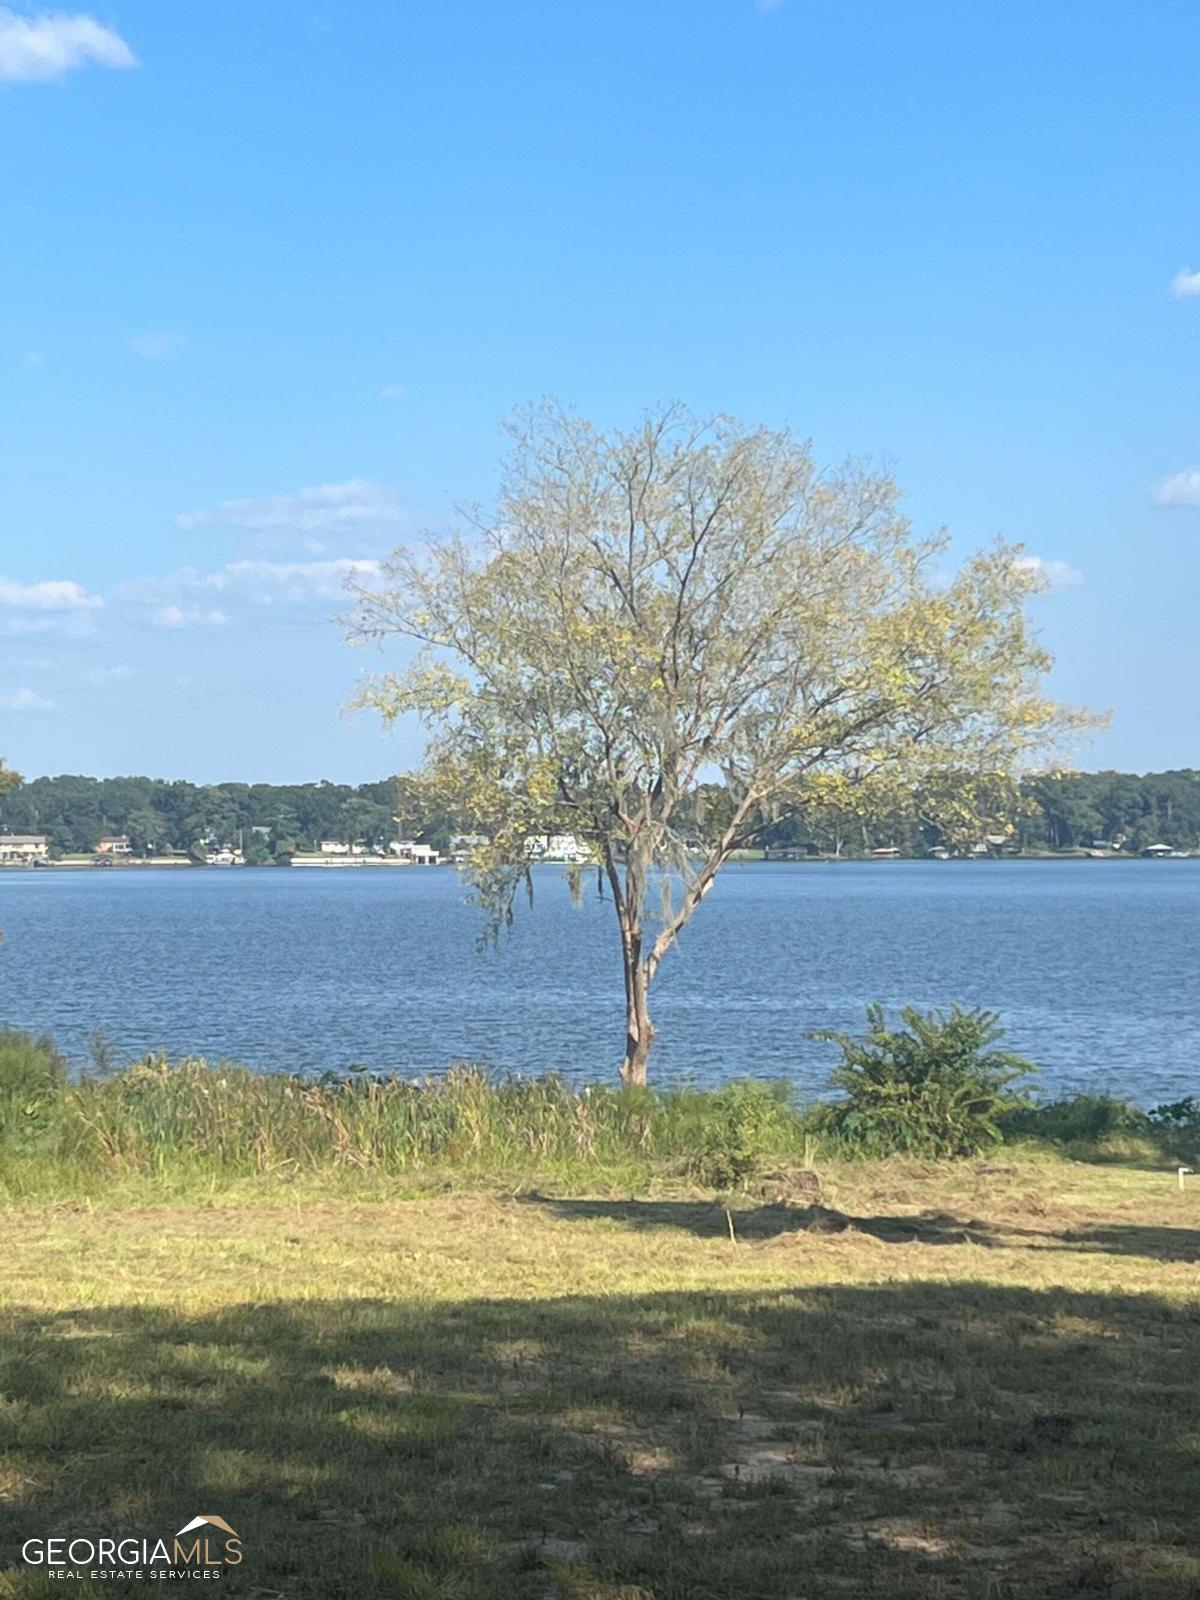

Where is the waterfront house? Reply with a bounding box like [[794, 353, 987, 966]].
[[0, 833, 49, 863], [319, 839, 351, 855], [524, 833, 593, 863], [96, 835, 132, 855], [1142, 843, 1173, 857], [870, 845, 901, 858], [390, 839, 440, 865]]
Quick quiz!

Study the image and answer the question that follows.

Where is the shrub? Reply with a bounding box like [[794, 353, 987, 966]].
[[1147, 1096, 1200, 1140], [814, 1003, 1035, 1158], [1002, 1093, 1200, 1162], [0, 1029, 68, 1156], [689, 1080, 792, 1190], [1000, 1093, 1148, 1147]]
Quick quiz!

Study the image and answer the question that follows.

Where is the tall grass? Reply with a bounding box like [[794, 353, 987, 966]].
[[0, 1033, 813, 1197], [2, 1027, 1195, 1202]]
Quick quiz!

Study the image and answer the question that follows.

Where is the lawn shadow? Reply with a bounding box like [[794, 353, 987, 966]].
[[521, 1195, 1200, 1264], [520, 1194, 1010, 1247], [2, 1277, 1200, 1596], [1056, 1223, 1200, 1262]]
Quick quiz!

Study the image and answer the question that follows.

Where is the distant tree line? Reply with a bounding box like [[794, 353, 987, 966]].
[[0, 768, 1196, 861], [0, 774, 457, 860], [742, 768, 1200, 856]]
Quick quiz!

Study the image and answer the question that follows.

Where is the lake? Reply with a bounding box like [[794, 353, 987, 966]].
[[1, 860, 1196, 1102]]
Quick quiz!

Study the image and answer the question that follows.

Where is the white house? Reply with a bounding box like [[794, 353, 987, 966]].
[[0, 834, 48, 863], [390, 839, 440, 865], [319, 839, 351, 855], [96, 835, 132, 855], [524, 833, 592, 863]]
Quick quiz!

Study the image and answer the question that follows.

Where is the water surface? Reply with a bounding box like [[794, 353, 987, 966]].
[[1, 860, 1195, 1100]]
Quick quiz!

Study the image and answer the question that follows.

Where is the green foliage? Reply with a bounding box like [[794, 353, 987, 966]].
[[0, 772, 445, 857], [0, 1023, 1190, 1200], [754, 766, 1200, 856], [1003, 1093, 1200, 1162], [814, 1003, 1035, 1158], [1001, 1093, 1146, 1147], [0, 1056, 813, 1194], [2, 765, 1197, 861], [688, 1080, 793, 1190], [0, 1030, 67, 1156]]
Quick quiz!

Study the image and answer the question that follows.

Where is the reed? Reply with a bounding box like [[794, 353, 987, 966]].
[[2, 1029, 1193, 1202], [0, 1033, 814, 1197]]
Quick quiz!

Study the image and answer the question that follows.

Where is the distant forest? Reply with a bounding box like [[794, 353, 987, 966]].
[[1, 769, 1198, 859]]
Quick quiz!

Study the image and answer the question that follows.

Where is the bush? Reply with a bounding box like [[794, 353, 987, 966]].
[[814, 1003, 1035, 1159], [1001, 1093, 1200, 1162], [0, 1029, 67, 1156], [1000, 1093, 1147, 1147], [688, 1080, 792, 1190], [1147, 1097, 1200, 1141]]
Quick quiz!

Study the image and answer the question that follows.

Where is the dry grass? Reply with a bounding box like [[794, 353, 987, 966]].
[[1, 1157, 1199, 1597]]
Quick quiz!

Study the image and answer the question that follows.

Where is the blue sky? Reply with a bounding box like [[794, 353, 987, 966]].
[[1, 0, 1198, 783]]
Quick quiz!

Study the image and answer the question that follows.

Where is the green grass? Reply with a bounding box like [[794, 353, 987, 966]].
[[4, 1035, 1198, 1208], [0, 1052, 825, 1202], [2, 1158, 1200, 1597]]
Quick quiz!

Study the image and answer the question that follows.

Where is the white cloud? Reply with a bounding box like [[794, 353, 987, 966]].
[[126, 558, 379, 624], [130, 331, 183, 360], [1014, 555, 1083, 591], [220, 557, 381, 602], [1154, 467, 1200, 507], [177, 478, 405, 554], [1170, 267, 1200, 299], [0, 8, 136, 81], [153, 605, 227, 629], [0, 686, 53, 711], [378, 383, 405, 400], [0, 576, 103, 610]]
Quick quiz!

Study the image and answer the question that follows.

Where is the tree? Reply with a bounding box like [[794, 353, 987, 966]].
[[350, 404, 1088, 1083], [125, 807, 162, 856]]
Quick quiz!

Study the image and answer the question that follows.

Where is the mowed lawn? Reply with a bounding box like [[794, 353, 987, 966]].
[[2, 1160, 1199, 1598]]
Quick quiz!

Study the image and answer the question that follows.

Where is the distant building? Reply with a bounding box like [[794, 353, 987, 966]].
[[319, 839, 351, 855], [0, 834, 49, 863], [524, 833, 592, 863], [390, 839, 440, 865], [96, 835, 132, 855], [1142, 843, 1173, 857], [870, 846, 901, 858]]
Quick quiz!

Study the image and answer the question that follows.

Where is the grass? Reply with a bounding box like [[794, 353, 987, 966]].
[[5, 1040, 1198, 1207], [0, 1055, 823, 1202], [2, 1156, 1200, 1598]]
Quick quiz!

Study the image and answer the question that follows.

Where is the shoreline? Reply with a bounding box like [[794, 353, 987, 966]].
[[2, 852, 1196, 872]]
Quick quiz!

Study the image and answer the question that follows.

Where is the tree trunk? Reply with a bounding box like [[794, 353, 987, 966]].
[[613, 851, 655, 1086], [620, 959, 654, 1086]]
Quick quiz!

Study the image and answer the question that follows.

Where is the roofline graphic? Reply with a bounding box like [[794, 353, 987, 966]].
[[175, 1515, 239, 1538]]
